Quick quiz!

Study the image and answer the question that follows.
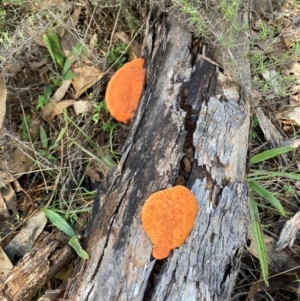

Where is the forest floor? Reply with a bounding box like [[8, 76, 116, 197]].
[[0, 1, 300, 300]]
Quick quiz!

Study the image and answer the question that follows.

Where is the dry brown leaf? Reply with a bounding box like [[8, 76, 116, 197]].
[[256, 107, 284, 147], [284, 62, 300, 80], [0, 76, 7, 129], [0, 246, 13, 280], [277, 211, 300, 250], [290, 84, 300, 94], [4, 211, 47, 262], [248, 227, 298, 273], [0, 190, 9, 217], [67, 6, 81, 27], [90, 34, 98, 49], [2, 183, 16, 211], [115, 32, 142, 60], [245, 273, 299, 301], [12, 179, 22, 193], [60, 6, 82, 54], [0, 146, 34, 189], [52, 80, 72, 102], [72, 66, 107, 99], [286, 106, 300, 126], [73, 100, 93, 114], [9, 148, 34, 179], [86, 167, 101, 184], [59, 4, 81, 42], [28, 115, 41, 141], [282, 25, 300, 48], [42, 99, 76, 121]]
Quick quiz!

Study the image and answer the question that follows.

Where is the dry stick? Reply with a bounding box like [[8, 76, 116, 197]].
[[0, 208, 38, 244], [83, 6, 97, 43], [235, 265, 300, 289], [104, 4, 122, 69]]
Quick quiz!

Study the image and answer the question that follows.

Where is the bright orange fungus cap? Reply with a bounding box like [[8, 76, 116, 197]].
[[142, 185, 198, 260], [105, 58, 145, 123]]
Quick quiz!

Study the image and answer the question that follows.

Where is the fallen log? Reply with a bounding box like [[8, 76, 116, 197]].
[[64, 3, 251, 301], [0, 232, 73, 301]]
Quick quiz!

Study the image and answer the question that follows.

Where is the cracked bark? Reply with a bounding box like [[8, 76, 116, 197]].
[[65, 6, 250, 301]]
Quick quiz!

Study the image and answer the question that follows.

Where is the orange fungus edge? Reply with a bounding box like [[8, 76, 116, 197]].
[[141, 185, 198, 260], [105, 58, 145, 123]]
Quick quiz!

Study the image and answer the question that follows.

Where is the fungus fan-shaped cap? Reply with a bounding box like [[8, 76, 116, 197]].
[[142, 185, 198, 260], [105, 58, 145, 123]]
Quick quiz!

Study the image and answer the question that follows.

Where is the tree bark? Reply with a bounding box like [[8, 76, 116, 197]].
[[65, 5, 250, 301]]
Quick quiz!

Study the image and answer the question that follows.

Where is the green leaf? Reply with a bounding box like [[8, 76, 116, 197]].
[[63, 69, 75, 80], [41, 207, 76, 237], [62, 42, 83, 78], [249, 194, 269, 286], [48, 126, 67, 151], [248, 180, 285, 216], [40, 125, 48, 149], [68, 236, 89, 260], [42, 29, 65, 69], [62, 57, 71, 78], [250, 146, 294, 164]]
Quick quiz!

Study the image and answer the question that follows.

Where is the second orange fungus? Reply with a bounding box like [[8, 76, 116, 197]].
[[105, 58, 145, 123], [141, 185, 198, 260]]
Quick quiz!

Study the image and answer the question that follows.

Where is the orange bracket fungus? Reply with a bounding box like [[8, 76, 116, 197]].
[[105, 58, 145, 123], [142, 185, 198, 260]]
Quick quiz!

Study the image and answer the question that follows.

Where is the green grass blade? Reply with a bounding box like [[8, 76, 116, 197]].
[[68, 236, 89, 260], [70, 138, 116, 169], [248, 169, 300, 181], [248, 180, 285, 216], [249, 194, 269, 286], [48, 126, 67, 151], [41, 207, 76, 237], [250, 146, 294, 164], [40, 125, 48, 149]]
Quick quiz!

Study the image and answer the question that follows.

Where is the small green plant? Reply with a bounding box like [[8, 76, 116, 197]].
[[36, 85, 53, 110], [42, 29, 83, 80], [92, 101, 108, 124], [107, 41, 128, 69], [41, 207, 89, 260], [250, 116, 259, 140], [42, 29, 65, 70], [38, 125, 57, 162], [0, 7, 6, 27], [248, 146, 300, 285], [34, 30, 85, 111], [218, 0, 242, 20], [92, 101, 120, 158], [19, 116, 31, 141], [258, 23, 276, 41], [283, 184, 295, 196]]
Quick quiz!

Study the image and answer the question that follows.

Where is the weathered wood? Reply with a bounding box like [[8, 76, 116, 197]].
[[0, 232, 73, 301], [65, 6, 251, 301]]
